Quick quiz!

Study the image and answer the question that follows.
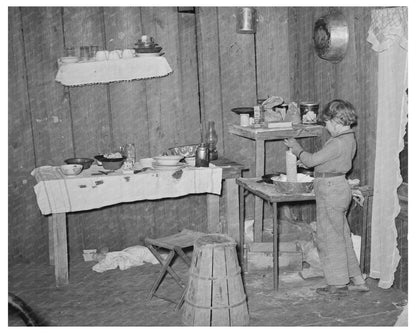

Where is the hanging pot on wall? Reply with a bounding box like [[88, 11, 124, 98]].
[[313, 11, 349, 64]]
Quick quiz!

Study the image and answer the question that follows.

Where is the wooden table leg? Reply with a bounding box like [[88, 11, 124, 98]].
[[50, 213, 69, 287], [239, 185, 245, 272], [254, 139, 265, 242], [207, 194, 220, 233], [226, 178, 240, 241], [48, 217, 55, 265], [273, 202, 279, 291]]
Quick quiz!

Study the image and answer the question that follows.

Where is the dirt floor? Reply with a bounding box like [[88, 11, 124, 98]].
[[8, 256, 408, 326]]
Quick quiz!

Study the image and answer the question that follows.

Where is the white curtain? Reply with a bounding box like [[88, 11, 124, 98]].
[[367, 7, 408, 289]]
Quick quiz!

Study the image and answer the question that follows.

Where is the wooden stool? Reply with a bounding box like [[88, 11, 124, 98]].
[[145, 229, 206, 309]]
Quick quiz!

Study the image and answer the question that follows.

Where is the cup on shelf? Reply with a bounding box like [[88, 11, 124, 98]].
[[96, 50, 109, 61], [89, 45, 99, 60], [108, 50, 121, 60], [80, 46, 90, 61], [64, 46, 75, 57], [122, 49, 135, 59], [240, 114, 250, 127]]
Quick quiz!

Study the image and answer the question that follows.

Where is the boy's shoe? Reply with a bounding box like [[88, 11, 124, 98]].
[[316, 285, 348, 296], [347, 281, 370, 292]]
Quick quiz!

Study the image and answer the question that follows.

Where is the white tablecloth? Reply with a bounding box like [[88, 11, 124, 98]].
[[31, 164, 222, 215], [55, 56, 173, 86]]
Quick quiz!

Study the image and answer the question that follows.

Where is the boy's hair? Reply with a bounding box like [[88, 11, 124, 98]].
[[321, 99, 357, 126]]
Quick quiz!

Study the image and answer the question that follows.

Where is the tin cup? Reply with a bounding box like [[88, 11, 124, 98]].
[[80, 46, 90, 61], [240, 114, 250, 126]]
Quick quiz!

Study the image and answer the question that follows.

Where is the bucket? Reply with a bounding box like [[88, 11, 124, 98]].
[[300, 102, 319, 124], [182, 234, 249, 326]]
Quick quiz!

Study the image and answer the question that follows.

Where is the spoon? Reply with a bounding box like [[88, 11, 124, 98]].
[[134, 167, 152, 174]]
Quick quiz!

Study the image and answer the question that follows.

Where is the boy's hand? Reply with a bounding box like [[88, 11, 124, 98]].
[[284, 138, 303, 156]]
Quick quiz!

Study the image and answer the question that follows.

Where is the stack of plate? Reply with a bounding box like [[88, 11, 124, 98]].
[[134, 41, 163, 57]]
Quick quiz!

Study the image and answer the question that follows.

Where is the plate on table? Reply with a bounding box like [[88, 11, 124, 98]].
[[137, 52, 162, 57], [153, 162, 186, 171]]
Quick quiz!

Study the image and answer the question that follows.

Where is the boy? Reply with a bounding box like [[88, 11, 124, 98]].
[[284, 99, 368, 295]]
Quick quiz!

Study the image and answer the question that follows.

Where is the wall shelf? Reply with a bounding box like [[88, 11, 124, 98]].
[[55, 56, 173, 86]]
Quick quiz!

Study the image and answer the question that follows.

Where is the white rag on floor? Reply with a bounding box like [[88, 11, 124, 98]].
[[92, 245, 166, 273], [55, 56, 172, 86], [31, 164, 222, 215]]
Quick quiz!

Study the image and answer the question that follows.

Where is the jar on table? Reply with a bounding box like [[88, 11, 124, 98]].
[[195, 143, 209, 167]]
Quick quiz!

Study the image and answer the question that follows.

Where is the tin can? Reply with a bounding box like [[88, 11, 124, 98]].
[[236, 7, 257, 34], [195, 143, 209, 167], [300, 102, 319, 124]]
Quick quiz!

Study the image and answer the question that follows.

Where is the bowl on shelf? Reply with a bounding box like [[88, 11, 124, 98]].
[[64, 157, 94, 169], [153, 155, 183, 166], [60, 164, 83, 176], [95, 155, 126, 170], [168, 144, 199, 157]]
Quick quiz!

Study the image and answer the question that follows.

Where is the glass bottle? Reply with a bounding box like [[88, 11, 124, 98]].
[[205, 121, 218, 160]]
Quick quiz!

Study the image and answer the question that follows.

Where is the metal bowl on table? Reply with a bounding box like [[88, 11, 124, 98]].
[[94, 155, 126, 170], [64, 157, 94, 169]]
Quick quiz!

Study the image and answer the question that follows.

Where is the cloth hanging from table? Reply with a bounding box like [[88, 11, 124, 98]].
[[367, 7, 407, 289], [55, 56, 173, 86], [31, 164, 222, 215]]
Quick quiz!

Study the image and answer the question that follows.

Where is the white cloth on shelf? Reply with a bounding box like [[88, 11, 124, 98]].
[[55, 56, 173, 86], [31, 164, 222, 215]]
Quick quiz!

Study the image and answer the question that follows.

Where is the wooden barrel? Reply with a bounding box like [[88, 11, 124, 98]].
[[182, 234, 249, 326]]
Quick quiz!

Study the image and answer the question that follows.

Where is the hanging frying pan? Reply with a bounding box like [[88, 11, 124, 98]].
[[313, 11, 349, 64]]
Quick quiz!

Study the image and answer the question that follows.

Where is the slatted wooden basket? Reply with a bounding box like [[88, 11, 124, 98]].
[[182, 234, 249, 326]]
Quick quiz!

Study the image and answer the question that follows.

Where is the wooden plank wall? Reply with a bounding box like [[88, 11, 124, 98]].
[[8, 6, 378, 264]]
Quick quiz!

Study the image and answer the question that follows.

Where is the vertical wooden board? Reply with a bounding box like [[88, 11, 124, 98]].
[[256, 7, 290, 179], [175, 12, 205, 231], [62, 7, 115, 255], [8, 7, 39, 262], [14, 7, 71, 263], [196, 7, 224, 151], [103, 7, 149, 157], [140, 7, 199, 236], [177, 12, 201, 145], [140, 7, 181, 154], [20, 7, 74, 166], [211, 246, 229, 325], [353, 7, 378, 185], [102, 7, 155, 248], [217, 7, 257, 169], [62, 7, 111, 156], [217, 7, 257, 221], [256, 7, 290, 100]]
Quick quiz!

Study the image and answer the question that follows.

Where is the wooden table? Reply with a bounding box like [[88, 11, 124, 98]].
[[33, 165, 223, 287], [229, 124, 325, 242], [236, 177, 373, 291]]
